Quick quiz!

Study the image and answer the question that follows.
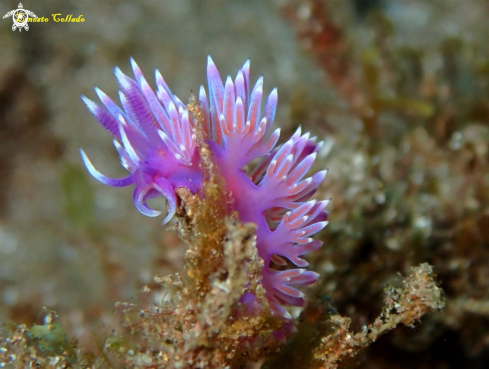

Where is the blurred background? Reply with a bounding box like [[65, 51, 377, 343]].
[[1, 0, 489, 367]]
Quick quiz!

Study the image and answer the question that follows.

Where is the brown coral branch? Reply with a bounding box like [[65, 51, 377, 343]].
[[264, 263, 444, 369], [108, 100, 283, 368]]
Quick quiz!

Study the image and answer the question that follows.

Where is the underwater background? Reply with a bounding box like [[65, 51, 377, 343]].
[[1, 0, 489, 367]]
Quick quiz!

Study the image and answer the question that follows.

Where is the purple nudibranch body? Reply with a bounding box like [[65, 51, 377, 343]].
[[80, 56, 329, 318]]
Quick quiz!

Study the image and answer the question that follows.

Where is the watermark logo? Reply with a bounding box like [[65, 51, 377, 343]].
[[2, 3, 38, 31]]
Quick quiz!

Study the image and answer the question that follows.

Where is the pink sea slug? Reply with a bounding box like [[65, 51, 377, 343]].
[[80, 56, 329, 318]]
